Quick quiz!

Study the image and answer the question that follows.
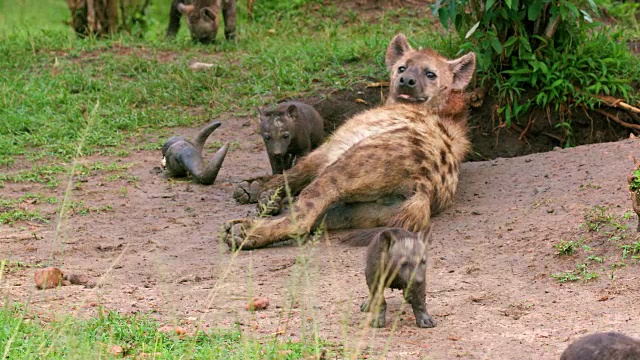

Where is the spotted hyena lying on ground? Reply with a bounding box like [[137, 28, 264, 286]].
[[222, 33, 475, 250]]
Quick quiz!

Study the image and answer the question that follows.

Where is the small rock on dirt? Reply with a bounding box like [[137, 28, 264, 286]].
[[34, 267, 64, 289], [65, 273, 90, 285], [108, 344, 124, 356], [159, 325, 187, 336], [245, 297, 269, 311]]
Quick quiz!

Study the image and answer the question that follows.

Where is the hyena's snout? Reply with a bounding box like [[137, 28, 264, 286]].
[[399, 75, 417, 89]]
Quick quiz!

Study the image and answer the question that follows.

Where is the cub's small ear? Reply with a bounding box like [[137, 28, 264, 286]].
[[447, 52, 476, 90], [177, 3, 194, 14], [386, 33, 413, 72], [201, 7, 216, 21], [257, 107, 265, 117], [379, 228, 402, 250], [286, 105, 299, 120]]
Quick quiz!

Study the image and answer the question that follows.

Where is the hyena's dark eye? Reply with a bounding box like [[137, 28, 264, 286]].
[[425, 71, 437, 79], [264, 134, 271, 140], [282, 133, 290, 139], [398, 66, 406, 73]]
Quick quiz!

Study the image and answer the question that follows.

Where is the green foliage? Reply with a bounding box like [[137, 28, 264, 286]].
[[629, 169, 640, 193], [433, 0, 640, 135], [0, 0, 449, 166], [582, 205, 628, 233], [554, 239, 578, 255], [0, 304, 331, 359]]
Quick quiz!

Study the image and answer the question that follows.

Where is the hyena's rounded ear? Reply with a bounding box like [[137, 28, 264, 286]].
[[447, 52, 476, 90], [379, 228, 403, 249], [201, 7, 216, 21], [386, 33, 413, 72], [177, 3, 195, 14], [286, 105, 299, 120]]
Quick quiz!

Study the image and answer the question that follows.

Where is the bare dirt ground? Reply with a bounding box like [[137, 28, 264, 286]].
[[3, 114, 640, 359]]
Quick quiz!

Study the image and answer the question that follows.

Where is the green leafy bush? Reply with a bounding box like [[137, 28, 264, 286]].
[[433, 0, 640, 138]]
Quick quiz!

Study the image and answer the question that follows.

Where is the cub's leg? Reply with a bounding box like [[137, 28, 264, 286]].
[[405, 282, 436, 328]]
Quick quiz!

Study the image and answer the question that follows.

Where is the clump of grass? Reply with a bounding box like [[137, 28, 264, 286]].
[[554, 239, 579, 256], [582, 205, 628, 233], [0, 303, 333, 359], [551, 261, 600, 283]]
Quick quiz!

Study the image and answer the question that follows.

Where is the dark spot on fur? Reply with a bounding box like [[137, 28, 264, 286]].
[[440, 149, 448, 165], [305, 188, 320, 198], [412, 149, 427, 163], [437, 122, 451, 139], [440, 173, 447, 185], [411, 136, 424, 147], [419, 166, 431, 178], [418, 182, 429, 194], [432, 160, 440, 173], [443, 139, 452, 152], [304, 200, 315, 209], [328, 176, 338, 186]]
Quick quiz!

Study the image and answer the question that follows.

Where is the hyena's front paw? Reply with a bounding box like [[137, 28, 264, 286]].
[[257, 190, 283, 216], [415, 312, 436, 328], [232, 180, 263, 204], [221, 219, 258, 250]]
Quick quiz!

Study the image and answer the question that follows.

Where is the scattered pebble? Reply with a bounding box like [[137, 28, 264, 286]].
[[34, 267, 64, 289], [245, 297, 269, 311]]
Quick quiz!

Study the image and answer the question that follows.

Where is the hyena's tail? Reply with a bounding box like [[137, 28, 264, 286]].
[[339, 228, 387, 247]]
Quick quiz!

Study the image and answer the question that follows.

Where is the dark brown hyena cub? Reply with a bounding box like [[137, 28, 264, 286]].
[[166, 0, 236, 44], [359, 227, 435, 328], [561, 332, 640, 360], [258, 101, 324, 175]]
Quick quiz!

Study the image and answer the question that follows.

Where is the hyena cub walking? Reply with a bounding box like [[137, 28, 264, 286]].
[[166, 0, 236, 44], [357, 227, 435, 328], [258, 102, 325, 175], [223, 33, 475, 250]]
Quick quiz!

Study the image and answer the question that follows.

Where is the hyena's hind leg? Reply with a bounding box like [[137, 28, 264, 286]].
[[222, 0, 237, 40], [320, 198, 404, 230], [166, 0, 182, 38]]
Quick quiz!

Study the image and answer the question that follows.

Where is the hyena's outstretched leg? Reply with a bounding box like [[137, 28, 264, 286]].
[[222, 140, 428, 249], [233, 146, 329, 206]]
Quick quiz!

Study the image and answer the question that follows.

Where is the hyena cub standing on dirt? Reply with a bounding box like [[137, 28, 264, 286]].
[[259, 102, 325, 175], [166, 0, 236, 44], [356, 227, 435, 328], [222, 33, 475, 250], [561, 332, 640, 360]]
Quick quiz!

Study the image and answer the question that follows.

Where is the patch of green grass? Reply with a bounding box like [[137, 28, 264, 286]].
[[0, 303, 333, 359], [0, 0, 455, 166], [551, 261, 600, 283], [554, 239, 579, 255], [0, 193, 56, 224], [582, 205, 628, 233], [0, 165, 66, 188]]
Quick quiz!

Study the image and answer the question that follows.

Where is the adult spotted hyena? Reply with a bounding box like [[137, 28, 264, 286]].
[[166, 0, 236, 44], [222, 33, 475, 250]]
